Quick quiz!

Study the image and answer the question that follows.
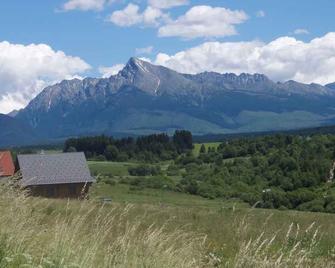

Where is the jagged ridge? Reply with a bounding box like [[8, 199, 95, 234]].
[[6, 57, 335, 144]]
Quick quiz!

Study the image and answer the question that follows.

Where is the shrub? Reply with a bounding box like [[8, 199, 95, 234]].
[[166, 164, 180, 176], [325, 201, 335, 213], [298, 199, 325, 212], [128, 165, 161, 176]]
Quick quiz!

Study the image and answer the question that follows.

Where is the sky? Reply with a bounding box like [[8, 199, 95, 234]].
[[1, 0, 335, 113]]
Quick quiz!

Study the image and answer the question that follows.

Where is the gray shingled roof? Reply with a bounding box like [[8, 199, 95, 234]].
[[18, 152, 95, 186]]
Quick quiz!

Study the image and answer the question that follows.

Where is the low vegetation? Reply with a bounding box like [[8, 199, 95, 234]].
[[1, 182, 335, 267]]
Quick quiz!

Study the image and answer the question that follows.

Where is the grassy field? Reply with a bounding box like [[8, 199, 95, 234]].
[[85, 159, 335, 267], [88, 161, 137, 176], [91, 183, 248, 209], [1, 182, 335, 267], [88, 161, 171, 176]]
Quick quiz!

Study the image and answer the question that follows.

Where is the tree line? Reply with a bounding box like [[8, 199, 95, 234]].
[[63, 130, 193, 162]]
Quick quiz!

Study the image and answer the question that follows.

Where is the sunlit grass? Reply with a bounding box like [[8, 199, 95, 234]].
[[1, 181, 335, 267], [0, 183, 206, 267]]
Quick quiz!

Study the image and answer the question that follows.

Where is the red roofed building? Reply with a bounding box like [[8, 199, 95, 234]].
[[0, 151, 15, 178]]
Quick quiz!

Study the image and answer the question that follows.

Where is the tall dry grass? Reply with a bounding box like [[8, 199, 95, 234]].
[[0, 183, 206, 268], [214, 210, 335, 268], [0, 181, 334, 267]]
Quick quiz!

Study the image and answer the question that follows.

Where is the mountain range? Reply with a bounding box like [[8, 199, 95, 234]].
[[2, 57, 335, 147]]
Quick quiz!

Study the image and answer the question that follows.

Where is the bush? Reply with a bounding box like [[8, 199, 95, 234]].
[[261, 189, 291, 209], [197, 184, 216, 199], [166, 164, 180, 176], [127, 175, 174, 190], [298, 199, 325, 212], [128, 165, 161, 176], [287, 189, 318, 208], [325, 201, 335, 213]]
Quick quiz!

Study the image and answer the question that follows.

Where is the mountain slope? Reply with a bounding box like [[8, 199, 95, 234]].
[[0, 114, 41, 147], [13, 57, 335, 144], [326, 82, 335, 90]]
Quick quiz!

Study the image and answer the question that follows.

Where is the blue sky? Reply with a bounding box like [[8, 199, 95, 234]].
[[0, 0, 335, 113], [0, 0, 333, 70]]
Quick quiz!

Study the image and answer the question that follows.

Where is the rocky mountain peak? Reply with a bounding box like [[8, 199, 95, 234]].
[[121, 57, 152, 77]]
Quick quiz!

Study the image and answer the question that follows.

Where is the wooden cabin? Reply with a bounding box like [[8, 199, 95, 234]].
[[17, 152, 95, 198], [0, 151, 15, 179]]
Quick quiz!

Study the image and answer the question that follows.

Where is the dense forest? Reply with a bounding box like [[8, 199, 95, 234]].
[[63, 130, 193, 162], [176, 135, 335, 213]]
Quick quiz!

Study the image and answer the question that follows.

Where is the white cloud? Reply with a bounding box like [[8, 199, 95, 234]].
[[148, 0, 188, 9], [108, 4, 165, 27], [108, 4, 142, 26], [62, 0, 106, 11], [155, 32, 335, 85], [256, 10, 265, 18], [0, 41, 90, 114], [294, 28, 310, 35], [136, 46, 154, 55], [99, 64, 125, 77], [158, 5, 248, 39]]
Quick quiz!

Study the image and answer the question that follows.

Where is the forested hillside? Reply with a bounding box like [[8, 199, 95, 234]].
[[178, 135, 335, 212], [65, 132, 335, 213]]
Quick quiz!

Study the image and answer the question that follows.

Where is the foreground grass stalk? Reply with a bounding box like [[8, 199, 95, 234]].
[[0, 184, 206, 268]]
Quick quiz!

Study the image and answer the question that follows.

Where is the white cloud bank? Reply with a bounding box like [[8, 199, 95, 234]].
[[0, 41, 90, 114], [155, 32, 335, 85], [158, 5, 248, 39], [62, 0, 106, 11]]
